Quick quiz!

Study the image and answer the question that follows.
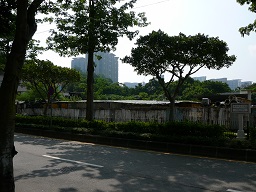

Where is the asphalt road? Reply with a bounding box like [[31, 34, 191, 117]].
[[14, 133, 256, 192]]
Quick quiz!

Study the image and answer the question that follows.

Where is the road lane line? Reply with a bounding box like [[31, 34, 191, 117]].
[[227, 189, 242, 192], [42, 155, 104, 168]]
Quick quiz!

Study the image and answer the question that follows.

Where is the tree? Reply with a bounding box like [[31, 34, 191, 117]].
[[21, 59, 80, 114], [123, 30, 236, 121], [0, 1, 44, 191], [64, 72, 87, 99], [43, 0, 149, 121], [0, 0, 16, 71], [237, 0, 256, 36], [243, 83, 256, 104], [144, 78, 163, 98], [180, 80, 231, 101], [0, 1, 43, 71]]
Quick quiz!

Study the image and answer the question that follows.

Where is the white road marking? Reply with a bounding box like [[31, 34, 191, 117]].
[[42, 155, 104, 168], [227, 189, 242, 192]]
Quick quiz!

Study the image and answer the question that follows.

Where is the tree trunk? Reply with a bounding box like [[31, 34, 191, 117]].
[[168, 97, 176, 122], [0, 0, 42, 191], [0, 67, 17, 191], [86, 50, 95, 121], [86, 0, 96, 121]]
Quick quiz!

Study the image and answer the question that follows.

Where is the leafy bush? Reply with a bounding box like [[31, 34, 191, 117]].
[[249, 126, 256, 148], [227, 139, 251, 149], [16, 115, 231, 147]]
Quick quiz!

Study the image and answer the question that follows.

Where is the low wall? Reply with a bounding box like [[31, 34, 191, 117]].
[[17, 100, 248, 125]]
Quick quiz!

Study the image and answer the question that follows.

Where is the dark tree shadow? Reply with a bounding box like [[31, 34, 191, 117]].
[[59, 187, 78, 192], [14, 133, 256, 192]]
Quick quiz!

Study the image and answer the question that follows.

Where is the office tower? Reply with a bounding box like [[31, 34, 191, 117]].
[[85, 52, 119, 83], [71, 57, 86, 73]]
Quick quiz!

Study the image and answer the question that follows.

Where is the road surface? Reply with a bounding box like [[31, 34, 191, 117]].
[[14, 133, 256, 192]]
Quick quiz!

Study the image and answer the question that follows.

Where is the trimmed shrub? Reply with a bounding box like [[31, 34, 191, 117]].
[[15, 115, 231, 148], [249, 126, 256, 148]]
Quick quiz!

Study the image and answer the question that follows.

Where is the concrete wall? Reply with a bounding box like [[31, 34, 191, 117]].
[[17, 100, 251, 126]]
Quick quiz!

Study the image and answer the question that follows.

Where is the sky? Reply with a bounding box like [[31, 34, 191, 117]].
[[34, 0, 256, 84]]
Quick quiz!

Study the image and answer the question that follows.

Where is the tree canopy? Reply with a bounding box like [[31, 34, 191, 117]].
[[42, 0, 149, 120], [0, 1, 44, 71], [180, 80, 232, 101], [43, 0, 148, 56], [0, 1, 45, 191], [123, 30, 236, 121], [21, 59, 80, 103], [237, 0, 256, 36], [0, 0, 16, 71]]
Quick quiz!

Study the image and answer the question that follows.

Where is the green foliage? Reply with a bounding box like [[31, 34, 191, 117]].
[[112, 121, 159, 134], [21, 59, 80, 101], [180, 80, 231, 100], [0, 0, 16, 71], [123, 30, 236, 120], [42, 0, 149, 121], [123, 30, 236, 80], [227, 139, 251, 149], [237, 0, 256, 36], [16, 90, 41, 102], [26, 39, 45, 60], [0, 2, 44, 72], [43, 0, 149, 56], [160, 121, 226, 138], [249, 126, 256, 148], [243, 83, 256, 104], [16, 115, 230, 147], [62, 75, 233, 102]]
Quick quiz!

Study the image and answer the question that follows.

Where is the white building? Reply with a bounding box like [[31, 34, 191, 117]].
[[192, 76, 206, 82], [71, 57, 86, 74], [90, 52, 119, 83], [71, 52, 119, 83], [227, 79, 241, 90]]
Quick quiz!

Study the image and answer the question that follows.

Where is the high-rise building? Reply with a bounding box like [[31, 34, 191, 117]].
[[241, 81, 253, 88], [71, 52, 118, 82], [209, 78, 228, 84], [192, 77, 251, 90], [71, 57, 86, 74], [227, 79, 241, 90], [192, 76, 206, 82], [85, 52, 119, 82]]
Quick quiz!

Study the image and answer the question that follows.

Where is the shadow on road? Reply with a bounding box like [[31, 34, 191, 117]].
[[59, 187, 78, 192], [14, 133, 256, 192]]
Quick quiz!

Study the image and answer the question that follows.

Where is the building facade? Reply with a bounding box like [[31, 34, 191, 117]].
[[89, 52, 118, 83], [192, 76, 206, 82], [193, 76, 254, 90], [208, 78, 228, 84], [71, 52, 119, 83], [71, 57, 86, 74], [241, 81, 253, 88], [227, 79, 242, 90]]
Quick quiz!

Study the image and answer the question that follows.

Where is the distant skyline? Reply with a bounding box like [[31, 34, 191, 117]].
[[35, 0, 256, 84]]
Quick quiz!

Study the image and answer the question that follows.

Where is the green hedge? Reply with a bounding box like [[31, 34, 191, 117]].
[[16, 115, 226, 138], [16, 115, 256, 149]]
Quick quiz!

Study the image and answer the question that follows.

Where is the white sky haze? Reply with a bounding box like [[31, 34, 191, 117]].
[[34, 0, 256, 84]]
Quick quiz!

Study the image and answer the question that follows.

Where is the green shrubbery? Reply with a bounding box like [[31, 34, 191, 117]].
[[15, 114, 255, 149], [249, 126, 256, 148]]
